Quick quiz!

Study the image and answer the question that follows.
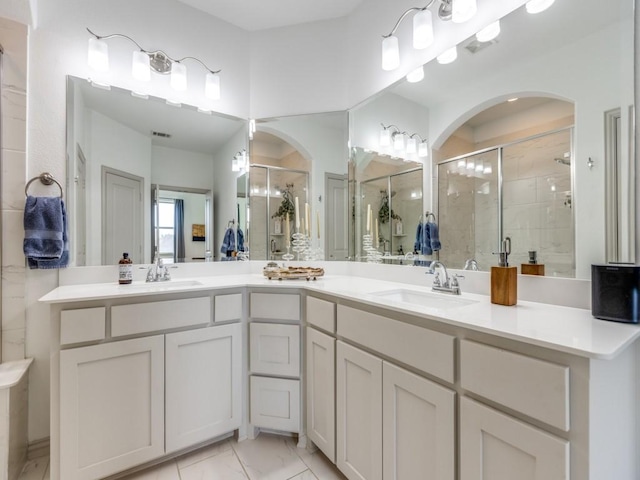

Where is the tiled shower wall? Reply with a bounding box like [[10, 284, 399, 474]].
[[0, 19, 27, 362]]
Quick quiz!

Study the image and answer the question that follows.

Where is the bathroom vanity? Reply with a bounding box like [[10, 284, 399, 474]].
[[40, 268, 640, 480]]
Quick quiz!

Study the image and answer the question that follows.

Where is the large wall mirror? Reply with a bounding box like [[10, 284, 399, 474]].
[[349, 0, 634, 279], [66, 76, 247, 266]]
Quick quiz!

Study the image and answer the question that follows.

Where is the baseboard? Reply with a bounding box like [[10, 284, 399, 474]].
[[27, 437, 50, 460]]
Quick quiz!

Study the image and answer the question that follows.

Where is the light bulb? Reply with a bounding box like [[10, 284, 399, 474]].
[[476, 20, 501, 43], [452, 0, 477, 23], [205, 72, 221, 100], [437, 46, 458, 65], [413, 9, 434, 49], [526, 0, 555, 14], [132, 51, 150, 81], [382, 35, 400, 71], [380, 128, 391, 147], [406, 66, 425, 83], [406, 137, 417, 154], [170, 62, 187, 91], [88, 37, 109, 72], [418, 142, 429, 158], [393, 133, 405, 151]]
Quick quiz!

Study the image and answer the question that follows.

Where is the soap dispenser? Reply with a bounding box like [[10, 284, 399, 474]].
[[521, 250, 545, 276], [491, 237, 517, 306]]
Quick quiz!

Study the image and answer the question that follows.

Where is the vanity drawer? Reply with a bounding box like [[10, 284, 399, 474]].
[[250, 323, 300, 377], [60, 307, 106, 345], [250, 376, 300, 433], [460, 340, 570, 431], [250, 293, 300, 321], [337, 305, 455, 383], [111, 297, 211, 337], [306, 296, 336, 333], [214, 293, 243, 322]]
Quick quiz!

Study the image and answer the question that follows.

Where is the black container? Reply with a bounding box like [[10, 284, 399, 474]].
[[591, 264, 640, 323]]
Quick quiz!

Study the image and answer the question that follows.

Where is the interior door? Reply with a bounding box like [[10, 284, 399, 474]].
[[103, 168, 143, 264], [74, 146, 87, 266], [326, 173, 348, 260]]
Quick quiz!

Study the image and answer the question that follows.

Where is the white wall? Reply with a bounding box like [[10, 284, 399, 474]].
[[87, 110, 152, 265], [151, 145, 214, 191]]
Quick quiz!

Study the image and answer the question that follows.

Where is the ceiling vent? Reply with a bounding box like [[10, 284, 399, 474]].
[[464, 38, 499, 54], [152, 131, 171, 138]]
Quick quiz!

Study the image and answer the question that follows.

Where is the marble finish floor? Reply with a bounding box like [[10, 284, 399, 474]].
[[17, 433, 346, 480]]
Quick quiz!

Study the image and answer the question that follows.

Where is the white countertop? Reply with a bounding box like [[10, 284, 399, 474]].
[[40, 273, 640, 360]]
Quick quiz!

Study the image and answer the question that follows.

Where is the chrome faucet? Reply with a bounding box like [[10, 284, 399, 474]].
[[463, 258, 479, 271], [146, 255, 171, 282], [426, 261, 463, 295]]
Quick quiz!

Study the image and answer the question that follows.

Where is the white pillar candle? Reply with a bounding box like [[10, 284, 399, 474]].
[[305, 203, 310, 236], [295, 197, 300, 231], [375, 218, 379, 248], [367, 204, 371, 233], [317, 211, 320, 240], [286, 216, 291, 247]]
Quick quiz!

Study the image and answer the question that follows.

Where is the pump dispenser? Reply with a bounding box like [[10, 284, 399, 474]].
[[491, 237, 517, 305]]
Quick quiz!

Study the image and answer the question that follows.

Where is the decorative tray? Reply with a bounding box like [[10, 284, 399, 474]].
[[263, 263, 324, 281]]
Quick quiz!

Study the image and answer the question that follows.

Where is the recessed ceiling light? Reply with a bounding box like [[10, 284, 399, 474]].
[[507, 97, 519, 102]]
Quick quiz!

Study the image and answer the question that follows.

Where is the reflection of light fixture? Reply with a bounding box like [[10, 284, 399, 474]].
[[475, 163, 484, 173], [476, 20, 501, 42], [86, 28, 221, 99], [380, 125, 428, 158], [483, 164, 493, 174], [381, 0, 477, 71], [508, 97, 519, 102], [458, 160, 466, 168], [232, 149, 248, 172], [466, 160, 475, 170], [406, 66, 425, 83], [526, 0, 555, 14], [406, 137, 417, 154], [437, 46, 457, 64], [379, 123, 399, 147], [393, 132, 406, 151], [249, 119, 256, 140]]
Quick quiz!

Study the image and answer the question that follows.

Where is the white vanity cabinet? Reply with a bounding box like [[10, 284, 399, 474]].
[[248, 292, 302, 435], [52, 291, 244, 480], [60, 336, 165, 480]]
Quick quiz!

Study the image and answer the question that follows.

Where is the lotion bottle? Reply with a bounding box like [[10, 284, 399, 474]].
[[491, 237, 517, 305], [118, 253, 133, 285]]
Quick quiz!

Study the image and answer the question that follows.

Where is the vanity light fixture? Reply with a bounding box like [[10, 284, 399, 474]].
[[393, 131, 406, 151], [249, 119, 257, 140], [380, 125, 429, 158], [382, 0, 477, 71], [232, 149, 248, 172], [476, 20, 501, 43], [406, 66, 425, 83], [437, 46, 458, 64], [525, 0, 555, 14], [379, 124, 400, 147], [86, 28, 222, 100]]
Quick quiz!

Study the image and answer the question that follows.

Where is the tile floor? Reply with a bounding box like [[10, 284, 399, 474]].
[[17, 433, 347, 480]]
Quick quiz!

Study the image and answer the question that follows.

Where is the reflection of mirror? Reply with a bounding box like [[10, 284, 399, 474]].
[[66, 75, 247, 265], [348, 0, 634, 279], [250, 112, 349, 260]]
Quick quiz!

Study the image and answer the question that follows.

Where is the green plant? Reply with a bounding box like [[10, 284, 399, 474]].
[[378, 191, 401, 224], [272, 183, 296, 220]]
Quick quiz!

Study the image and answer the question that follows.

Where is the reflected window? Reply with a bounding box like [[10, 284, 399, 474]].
[[157, 199, 175, 263]]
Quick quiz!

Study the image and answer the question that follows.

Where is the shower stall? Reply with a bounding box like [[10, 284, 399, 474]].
[[437, 127, 575, 277]]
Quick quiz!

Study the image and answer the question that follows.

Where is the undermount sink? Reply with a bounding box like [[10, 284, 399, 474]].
[[371, 288, 477, 310], [121, 280, 204, 290]]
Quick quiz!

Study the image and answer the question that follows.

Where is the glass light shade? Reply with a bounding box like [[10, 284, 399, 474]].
[[382, 35, 400, 71], [413, 9, 434, 49], [526, 0, 555, 14], [132, 51, 150, 81], [232, 157, 239, 172], [170, 62, 187, 91], [380, 128, 391, 147], [466, 160, 475, 170], [88, 37, 109, 72], [458, 160, 466, 168], [205, 72, 221, 100], [475, 163, 484, 172], [476, 20, 501, 43], [452, 0, 477, 23], [483, 165, 493, 174], [406, 137, 417, 154], [437, 46, 458, 64], [406, 66, 425, 83], [418, 142, 429, 158], [393, 133, 405, 151]]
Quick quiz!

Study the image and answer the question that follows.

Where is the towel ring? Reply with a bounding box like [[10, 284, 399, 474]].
[[25, 173, 63, 198]]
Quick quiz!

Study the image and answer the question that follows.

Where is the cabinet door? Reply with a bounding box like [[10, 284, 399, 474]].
[[383, 362, 455, 480], [306, 327, 336, 462], [60, 336, 165, 480], [337, 341, 382, 480], [250, 323, 300, 377], [165, 324, 242, 453], [460, 397, 569, 480]]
